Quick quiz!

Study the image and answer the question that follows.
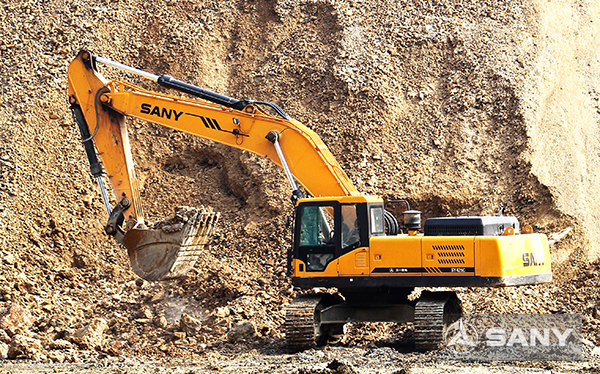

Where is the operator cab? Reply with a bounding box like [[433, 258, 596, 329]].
[[292, 196, 384, 272]]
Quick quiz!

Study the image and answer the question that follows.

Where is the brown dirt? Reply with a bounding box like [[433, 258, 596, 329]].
[[1, 0, 600, 371]]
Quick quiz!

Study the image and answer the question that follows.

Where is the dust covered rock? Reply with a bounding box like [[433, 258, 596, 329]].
[[179, 313, 202, 337], [297, 359, 359, 374], [7, 335, 42, 360], [0, 328, 11, 343], [227, 321, 256, 343], [0, 342, 7, 359], [326, 359, 359, 374], [0, 305, 34, 336], [47, 350, 66, 363], [153, 315, 168, 329], [70, 318, 108, 349], [48, 339, 73, 350]]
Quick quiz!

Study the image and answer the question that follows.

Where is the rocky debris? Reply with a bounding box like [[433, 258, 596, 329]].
[[47, 350, 65, 363], [151, 206, 213, 233], [326, 360, 358, 374], [0, 304, 34, 336], [179, 313, 202, 337], [153, 315, 168, 329], [214, 306, 230, 318], [227, 321, 256, 343], [48, 339, 73, 350], [70, 318, 108, 349], [0, 342, 7, 359], [7, 334, 41, 360], [0, 328, 11, 343], [297, 359, 359, 374], [135, 306, 153, 320]]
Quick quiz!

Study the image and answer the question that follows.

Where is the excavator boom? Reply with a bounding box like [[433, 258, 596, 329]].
[[101, 81, 359, 198]]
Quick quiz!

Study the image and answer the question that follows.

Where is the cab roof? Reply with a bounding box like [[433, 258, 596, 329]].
[[296, 195, 383, 205]]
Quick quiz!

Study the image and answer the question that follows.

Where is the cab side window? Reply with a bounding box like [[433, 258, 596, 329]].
[[370, 206, 385, 235], [341, 204, 361, 250]]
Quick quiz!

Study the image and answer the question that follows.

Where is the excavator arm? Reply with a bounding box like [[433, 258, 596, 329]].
[[67, 50, 359, 280]]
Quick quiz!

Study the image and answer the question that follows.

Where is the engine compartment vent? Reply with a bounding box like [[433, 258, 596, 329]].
[[433, 244, 466, 264]]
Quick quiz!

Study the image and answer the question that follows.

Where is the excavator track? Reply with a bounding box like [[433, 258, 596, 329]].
[[285, 294, 324, 351], [414, 291, 462, 351]]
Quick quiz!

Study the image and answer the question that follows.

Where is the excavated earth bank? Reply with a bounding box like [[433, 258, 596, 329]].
[[1, 0, 600, 372]]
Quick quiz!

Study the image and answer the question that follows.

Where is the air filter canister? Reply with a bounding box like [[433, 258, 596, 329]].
[[403, 210, 422, 230]]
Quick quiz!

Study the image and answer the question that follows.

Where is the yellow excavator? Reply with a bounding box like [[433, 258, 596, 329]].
[[67, 50, 552, 350]]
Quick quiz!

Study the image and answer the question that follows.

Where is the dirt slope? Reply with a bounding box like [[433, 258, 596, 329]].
[[0, 0, 599, 366]]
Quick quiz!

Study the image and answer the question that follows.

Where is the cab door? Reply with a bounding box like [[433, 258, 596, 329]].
[[293, 202, 339, 275], [338, 203, 370, 276]]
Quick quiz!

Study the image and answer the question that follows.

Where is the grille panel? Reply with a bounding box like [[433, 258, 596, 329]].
[[433, 244, 466, 266], [355, 252, 367, 268]]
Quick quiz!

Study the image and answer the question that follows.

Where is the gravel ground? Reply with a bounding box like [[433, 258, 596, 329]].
[[0, 347, 599, 374]]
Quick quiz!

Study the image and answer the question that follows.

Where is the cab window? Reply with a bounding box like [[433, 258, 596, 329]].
[[298, 205, 335, 272], [341, 204, 361, 250], [370, 206, 385, 235], [298, 205, 334, 246]]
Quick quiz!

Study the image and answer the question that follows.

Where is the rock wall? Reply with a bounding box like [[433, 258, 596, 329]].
[[523, 0, 600, 259]]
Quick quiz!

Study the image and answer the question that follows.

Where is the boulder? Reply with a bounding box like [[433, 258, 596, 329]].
[[71, 318, 108, 349], [0, 305, 34, 336], [7, 334, 41, 359], [180, 313, 202, 336], [227, 321, 256, 343]]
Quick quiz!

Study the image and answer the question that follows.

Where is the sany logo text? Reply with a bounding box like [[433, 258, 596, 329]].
[[485, 327, 573, 347], [140, 103, 183, 121]]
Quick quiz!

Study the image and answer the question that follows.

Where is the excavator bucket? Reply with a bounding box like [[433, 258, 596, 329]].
[[123, 208, 220, 281]]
